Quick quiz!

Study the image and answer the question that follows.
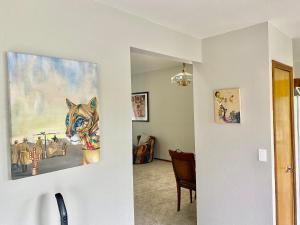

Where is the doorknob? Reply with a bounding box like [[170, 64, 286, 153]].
[[286, 165, 294, 173]]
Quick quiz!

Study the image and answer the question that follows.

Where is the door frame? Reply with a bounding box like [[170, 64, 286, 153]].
[[130, 47, 198, 225], [272, 60, 297, 225]]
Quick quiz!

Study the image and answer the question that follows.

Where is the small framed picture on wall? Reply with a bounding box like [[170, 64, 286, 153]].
[[214, 88, 241, 124], [132, 92, 149, 122]]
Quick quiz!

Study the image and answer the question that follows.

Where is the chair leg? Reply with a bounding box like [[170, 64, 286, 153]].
[[189, 189, 192, 203], [194, 191, 196, 200], [177, 186, 181, 211]]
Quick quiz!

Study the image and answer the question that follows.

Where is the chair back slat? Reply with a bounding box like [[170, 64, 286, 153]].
[[169, 150, 196, 184]]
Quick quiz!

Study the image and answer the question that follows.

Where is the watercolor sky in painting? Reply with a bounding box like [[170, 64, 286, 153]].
[[7, 52, 99, 142]]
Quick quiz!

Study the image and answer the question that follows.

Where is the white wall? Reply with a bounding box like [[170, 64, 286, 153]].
[[293, 37, 300, 225], [0, 1, 202, 225], [194, 23, 274, 225], [268, 23, 293, 67], [132, 66, 195, 160], [293, 38, 300, 77]]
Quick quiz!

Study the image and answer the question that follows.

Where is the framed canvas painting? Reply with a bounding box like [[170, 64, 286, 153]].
[[7, 52, 100, 179], [214, 88, 241, 124], [132, 92, 149, 122]]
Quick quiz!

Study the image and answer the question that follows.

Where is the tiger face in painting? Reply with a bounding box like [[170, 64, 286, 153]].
[[65, 97, 100, 165]]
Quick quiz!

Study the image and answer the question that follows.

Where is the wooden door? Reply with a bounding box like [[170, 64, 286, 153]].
[[273, 60, 296, 225]]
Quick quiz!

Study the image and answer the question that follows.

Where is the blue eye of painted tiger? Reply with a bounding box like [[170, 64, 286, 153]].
[[75, 117, 84, 127], [65, 114, 70, 126]]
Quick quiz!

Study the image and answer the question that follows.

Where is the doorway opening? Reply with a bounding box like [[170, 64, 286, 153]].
[[130, 47, 197, 225]]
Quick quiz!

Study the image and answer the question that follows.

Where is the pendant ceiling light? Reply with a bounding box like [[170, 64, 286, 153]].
[[171, 63, 192, 86]]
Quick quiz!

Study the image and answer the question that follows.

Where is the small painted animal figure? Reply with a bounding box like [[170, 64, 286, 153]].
[[65, 97, 100, 165]]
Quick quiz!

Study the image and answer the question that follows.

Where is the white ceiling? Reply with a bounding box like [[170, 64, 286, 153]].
[[95, 0, 300, 39], [131, 51, 181, 75]]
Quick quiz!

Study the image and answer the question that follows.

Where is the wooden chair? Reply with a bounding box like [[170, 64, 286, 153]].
[[169, 150, 196, 211]]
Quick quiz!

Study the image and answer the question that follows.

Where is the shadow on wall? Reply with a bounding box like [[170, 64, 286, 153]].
[[37, 193, 60, 225], [154, 139, 159, 159]]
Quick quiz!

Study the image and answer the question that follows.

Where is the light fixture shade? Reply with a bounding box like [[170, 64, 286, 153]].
[[171, 63, 192, 86]]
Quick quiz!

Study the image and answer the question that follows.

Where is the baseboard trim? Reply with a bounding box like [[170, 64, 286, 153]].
[[154, 158, 171, 163]]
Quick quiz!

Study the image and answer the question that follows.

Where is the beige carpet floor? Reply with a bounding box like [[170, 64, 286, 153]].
[[133, 160, 197, 225]]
